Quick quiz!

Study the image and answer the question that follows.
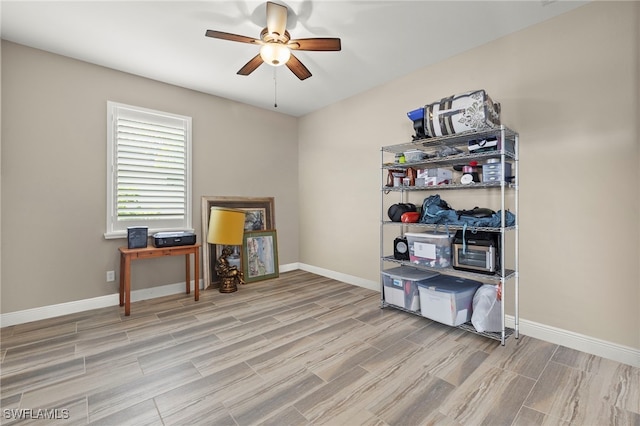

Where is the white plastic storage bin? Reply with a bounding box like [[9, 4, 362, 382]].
[[382, 266, 439, 312], [406, 232, 454, 268], [417, 275, 482, 326]]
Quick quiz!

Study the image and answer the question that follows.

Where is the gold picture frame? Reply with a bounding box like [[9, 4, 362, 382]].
[[201, 196, 275, 289]]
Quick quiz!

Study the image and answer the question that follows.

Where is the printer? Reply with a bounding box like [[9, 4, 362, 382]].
[[153, 231, 197, 248]]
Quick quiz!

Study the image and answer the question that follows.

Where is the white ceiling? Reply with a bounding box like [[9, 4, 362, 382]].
[[1, 0, 588, 116]]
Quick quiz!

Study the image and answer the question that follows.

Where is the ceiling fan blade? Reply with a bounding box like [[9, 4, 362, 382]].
[[205, 30, 260, 45], [266, 1, 287, 37], [286, 53, 312, 80], [237, 54, 264, 76], [288, 38, 342, 51]]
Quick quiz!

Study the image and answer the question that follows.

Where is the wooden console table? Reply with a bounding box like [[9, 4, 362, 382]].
[[118, 243, 201, 316]]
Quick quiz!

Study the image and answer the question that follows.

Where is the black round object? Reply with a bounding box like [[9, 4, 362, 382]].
[[387, 203, 416, 222], [394, 237, 410, 260]]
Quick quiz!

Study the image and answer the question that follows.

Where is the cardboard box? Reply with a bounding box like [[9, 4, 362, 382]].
[[417, 168, 452, 185]]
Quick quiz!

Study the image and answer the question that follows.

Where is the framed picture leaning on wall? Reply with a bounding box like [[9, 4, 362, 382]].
[[201, 196, 275, 289], [242, 230, 279, 283]]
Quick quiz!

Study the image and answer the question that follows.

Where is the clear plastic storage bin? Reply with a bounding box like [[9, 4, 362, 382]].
[[405, 232, 454, 268], [417, 275, 482, 326], [382, 266, 439, 312]]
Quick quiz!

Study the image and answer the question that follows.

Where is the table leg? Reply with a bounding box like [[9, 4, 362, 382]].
[[119, 253, 125, 307], [123, 255, 131, 316], [194, 246, 200, 301], [185, 253, 191, 295]]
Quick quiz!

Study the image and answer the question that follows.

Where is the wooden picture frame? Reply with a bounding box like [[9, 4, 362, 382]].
[[242, 230, 279, 283], [201, 196, 275, 289]]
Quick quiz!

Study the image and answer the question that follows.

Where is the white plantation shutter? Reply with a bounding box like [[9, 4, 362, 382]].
[[116, 116, 185, 218], [106, 102, 192, 238]]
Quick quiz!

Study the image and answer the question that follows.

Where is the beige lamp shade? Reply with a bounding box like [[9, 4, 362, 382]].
[[207, 207, 246, 245]]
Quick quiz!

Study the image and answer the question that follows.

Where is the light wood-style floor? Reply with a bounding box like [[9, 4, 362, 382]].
[[1, 270, 639, 425]]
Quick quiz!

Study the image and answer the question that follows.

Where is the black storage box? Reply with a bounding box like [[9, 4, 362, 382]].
[[127, 226, 148, 249], [153, 231, 197, 248]]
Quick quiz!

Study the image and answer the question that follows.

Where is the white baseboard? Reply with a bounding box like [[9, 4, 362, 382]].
[[297, 263, 379, 291], [2, 264, 638, 368], [0, 280, 203, 328], [0, 263, 300, 328], [505, 316, 640, 368], [1, 294, 121, 328], [278, 263, 299, 274]]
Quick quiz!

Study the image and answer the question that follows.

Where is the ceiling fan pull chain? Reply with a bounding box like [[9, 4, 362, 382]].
[[273, 67, 278, 108]]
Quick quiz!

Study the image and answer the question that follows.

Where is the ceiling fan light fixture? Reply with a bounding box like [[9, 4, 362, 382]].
[[260, 43, 290, 66], [205, 1, 340, 80]]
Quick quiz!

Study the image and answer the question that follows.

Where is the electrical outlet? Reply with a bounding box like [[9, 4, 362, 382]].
[[106, 270, 116, 282]]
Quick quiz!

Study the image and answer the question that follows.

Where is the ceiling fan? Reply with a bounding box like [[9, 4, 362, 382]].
[[205, 1, 341, 80]]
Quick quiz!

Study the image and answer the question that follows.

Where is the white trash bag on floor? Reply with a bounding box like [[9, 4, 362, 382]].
[[471, 284, 502, 332]]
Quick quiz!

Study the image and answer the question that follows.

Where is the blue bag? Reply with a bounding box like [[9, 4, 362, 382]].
[[419, 195, 457, 224], [419, 195, 515, 227]]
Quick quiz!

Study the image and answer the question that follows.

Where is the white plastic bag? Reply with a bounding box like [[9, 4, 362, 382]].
[[471, 284, 502, 332]]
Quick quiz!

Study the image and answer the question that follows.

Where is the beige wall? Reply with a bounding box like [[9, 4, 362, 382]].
[[1, 41, 299, 312], [299, 1, 639, 349], [1, 2, 639, 353]]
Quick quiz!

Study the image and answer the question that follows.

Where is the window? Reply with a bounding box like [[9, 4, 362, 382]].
[[105, 102, 192, 238]]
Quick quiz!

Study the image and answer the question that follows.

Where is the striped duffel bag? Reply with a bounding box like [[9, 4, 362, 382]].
[[423, 90, 501, 138]]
